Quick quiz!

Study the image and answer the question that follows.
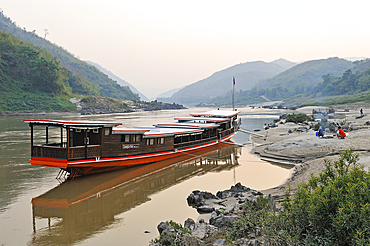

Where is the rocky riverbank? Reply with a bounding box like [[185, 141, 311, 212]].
[[252, 106, 370, 198], [72, 96, 186, 115], [150, 183, 267, 246], [150, 105, 370, 245], [0, 96, 186, 117]]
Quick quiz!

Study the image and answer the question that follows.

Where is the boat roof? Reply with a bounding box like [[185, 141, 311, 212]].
[[23, 119, 122, 127], [112, 128, 150, 134], [133, 127, 204, 137], [24, 109, 239, 131], [174, 116, 230, 122], [190, 110, 240, 118], [154, 122, 219, 129]]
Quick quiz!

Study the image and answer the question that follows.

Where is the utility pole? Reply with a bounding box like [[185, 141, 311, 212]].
[[44, 29, 49, 39]]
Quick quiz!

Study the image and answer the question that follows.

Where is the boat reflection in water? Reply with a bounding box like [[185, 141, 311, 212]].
[[30, 143, 241, 245]]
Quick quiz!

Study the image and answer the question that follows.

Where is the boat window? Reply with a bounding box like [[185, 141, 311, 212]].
[[105, 128, 110, 136], [146, 138, 155, 145], [121, 134, 141, 143], [157, 137, 164, 145], [133, 134, 141, 142]]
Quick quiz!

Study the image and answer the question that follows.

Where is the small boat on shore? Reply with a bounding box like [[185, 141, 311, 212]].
[[24, 109, 241, 178]]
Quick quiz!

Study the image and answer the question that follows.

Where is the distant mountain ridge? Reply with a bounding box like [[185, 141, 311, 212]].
[[206, 57, 370, 107], [85, 61, 148, 101], [159, 59, 296, 105], [258, 57, 353, 89], [271, 58, 297, 70], [156, 86, 185, 99]]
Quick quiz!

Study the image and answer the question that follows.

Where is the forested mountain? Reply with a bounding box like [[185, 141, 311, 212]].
[[313, 65, 370, 97], [209, 58, 370, 107], [257, 57, 353, 91], [352, 59, 370, 74], [0, 31, 75, 111], [0, 12, 139, 101], [159, 59, 295, 105], [86, 61, 148, 101]]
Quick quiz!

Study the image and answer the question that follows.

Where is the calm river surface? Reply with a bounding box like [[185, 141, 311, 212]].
[[0, 107, 293, 246]]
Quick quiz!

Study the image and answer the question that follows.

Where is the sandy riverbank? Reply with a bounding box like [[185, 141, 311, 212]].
[[250, 106, 370, 198]]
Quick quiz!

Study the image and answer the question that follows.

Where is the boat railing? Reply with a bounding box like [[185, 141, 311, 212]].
[[69, 145, 101, 159], [174, 136, 218, 149], [32, 145, 101, 160], [219, 128, 235, 139]]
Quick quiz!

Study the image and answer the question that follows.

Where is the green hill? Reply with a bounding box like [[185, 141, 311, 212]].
[[0, 12, 139, 101], [258, 57, 353, 91], [0, 31, 75, 111], [209, 58, 370, 107], [160, 60, 295, 105]]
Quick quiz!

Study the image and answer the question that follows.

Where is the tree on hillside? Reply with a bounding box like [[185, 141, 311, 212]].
[[0, 11, 140, 101]]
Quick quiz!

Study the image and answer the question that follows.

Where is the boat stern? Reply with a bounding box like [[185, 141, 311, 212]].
[[30, 157, 68, 169]]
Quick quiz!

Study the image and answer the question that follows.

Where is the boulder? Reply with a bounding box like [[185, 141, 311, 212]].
[[350, 125, 358, 131], [216, 183, 253, 199], [187, 192, 204, 207], [224, 204, 235, 214], [251, 190, 263, 196], [197, 205, 215, 214], [209, 215, 240, 231], [184, 218, 195, 229], [192, 223, 207, 239], [157, 221, 170, 234], [180, 234, 206, 246], [187, 190, 217, 207]]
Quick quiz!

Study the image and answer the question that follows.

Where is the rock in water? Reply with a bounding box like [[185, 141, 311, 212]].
[[197, 205, 215, 214], [157, 221, 169, 234]]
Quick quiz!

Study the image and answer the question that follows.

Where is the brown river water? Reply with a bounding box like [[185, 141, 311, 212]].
[[0, 107, 292, 246]]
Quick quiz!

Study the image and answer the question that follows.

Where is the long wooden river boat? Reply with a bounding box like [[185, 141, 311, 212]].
[[24, 109, 240, 177]]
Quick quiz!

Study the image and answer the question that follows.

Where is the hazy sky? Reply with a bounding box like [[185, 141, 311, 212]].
[[1, 0, 369, 98]]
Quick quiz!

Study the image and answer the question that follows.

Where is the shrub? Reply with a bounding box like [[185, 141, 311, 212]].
[[228, 197, 271, 242], [169, 220, 191, 234], [263, 149, 370, 245], [286, 113, 313, 123]]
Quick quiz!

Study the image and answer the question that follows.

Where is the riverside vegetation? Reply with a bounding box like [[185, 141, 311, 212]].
[[152, 149, 370, 245]]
